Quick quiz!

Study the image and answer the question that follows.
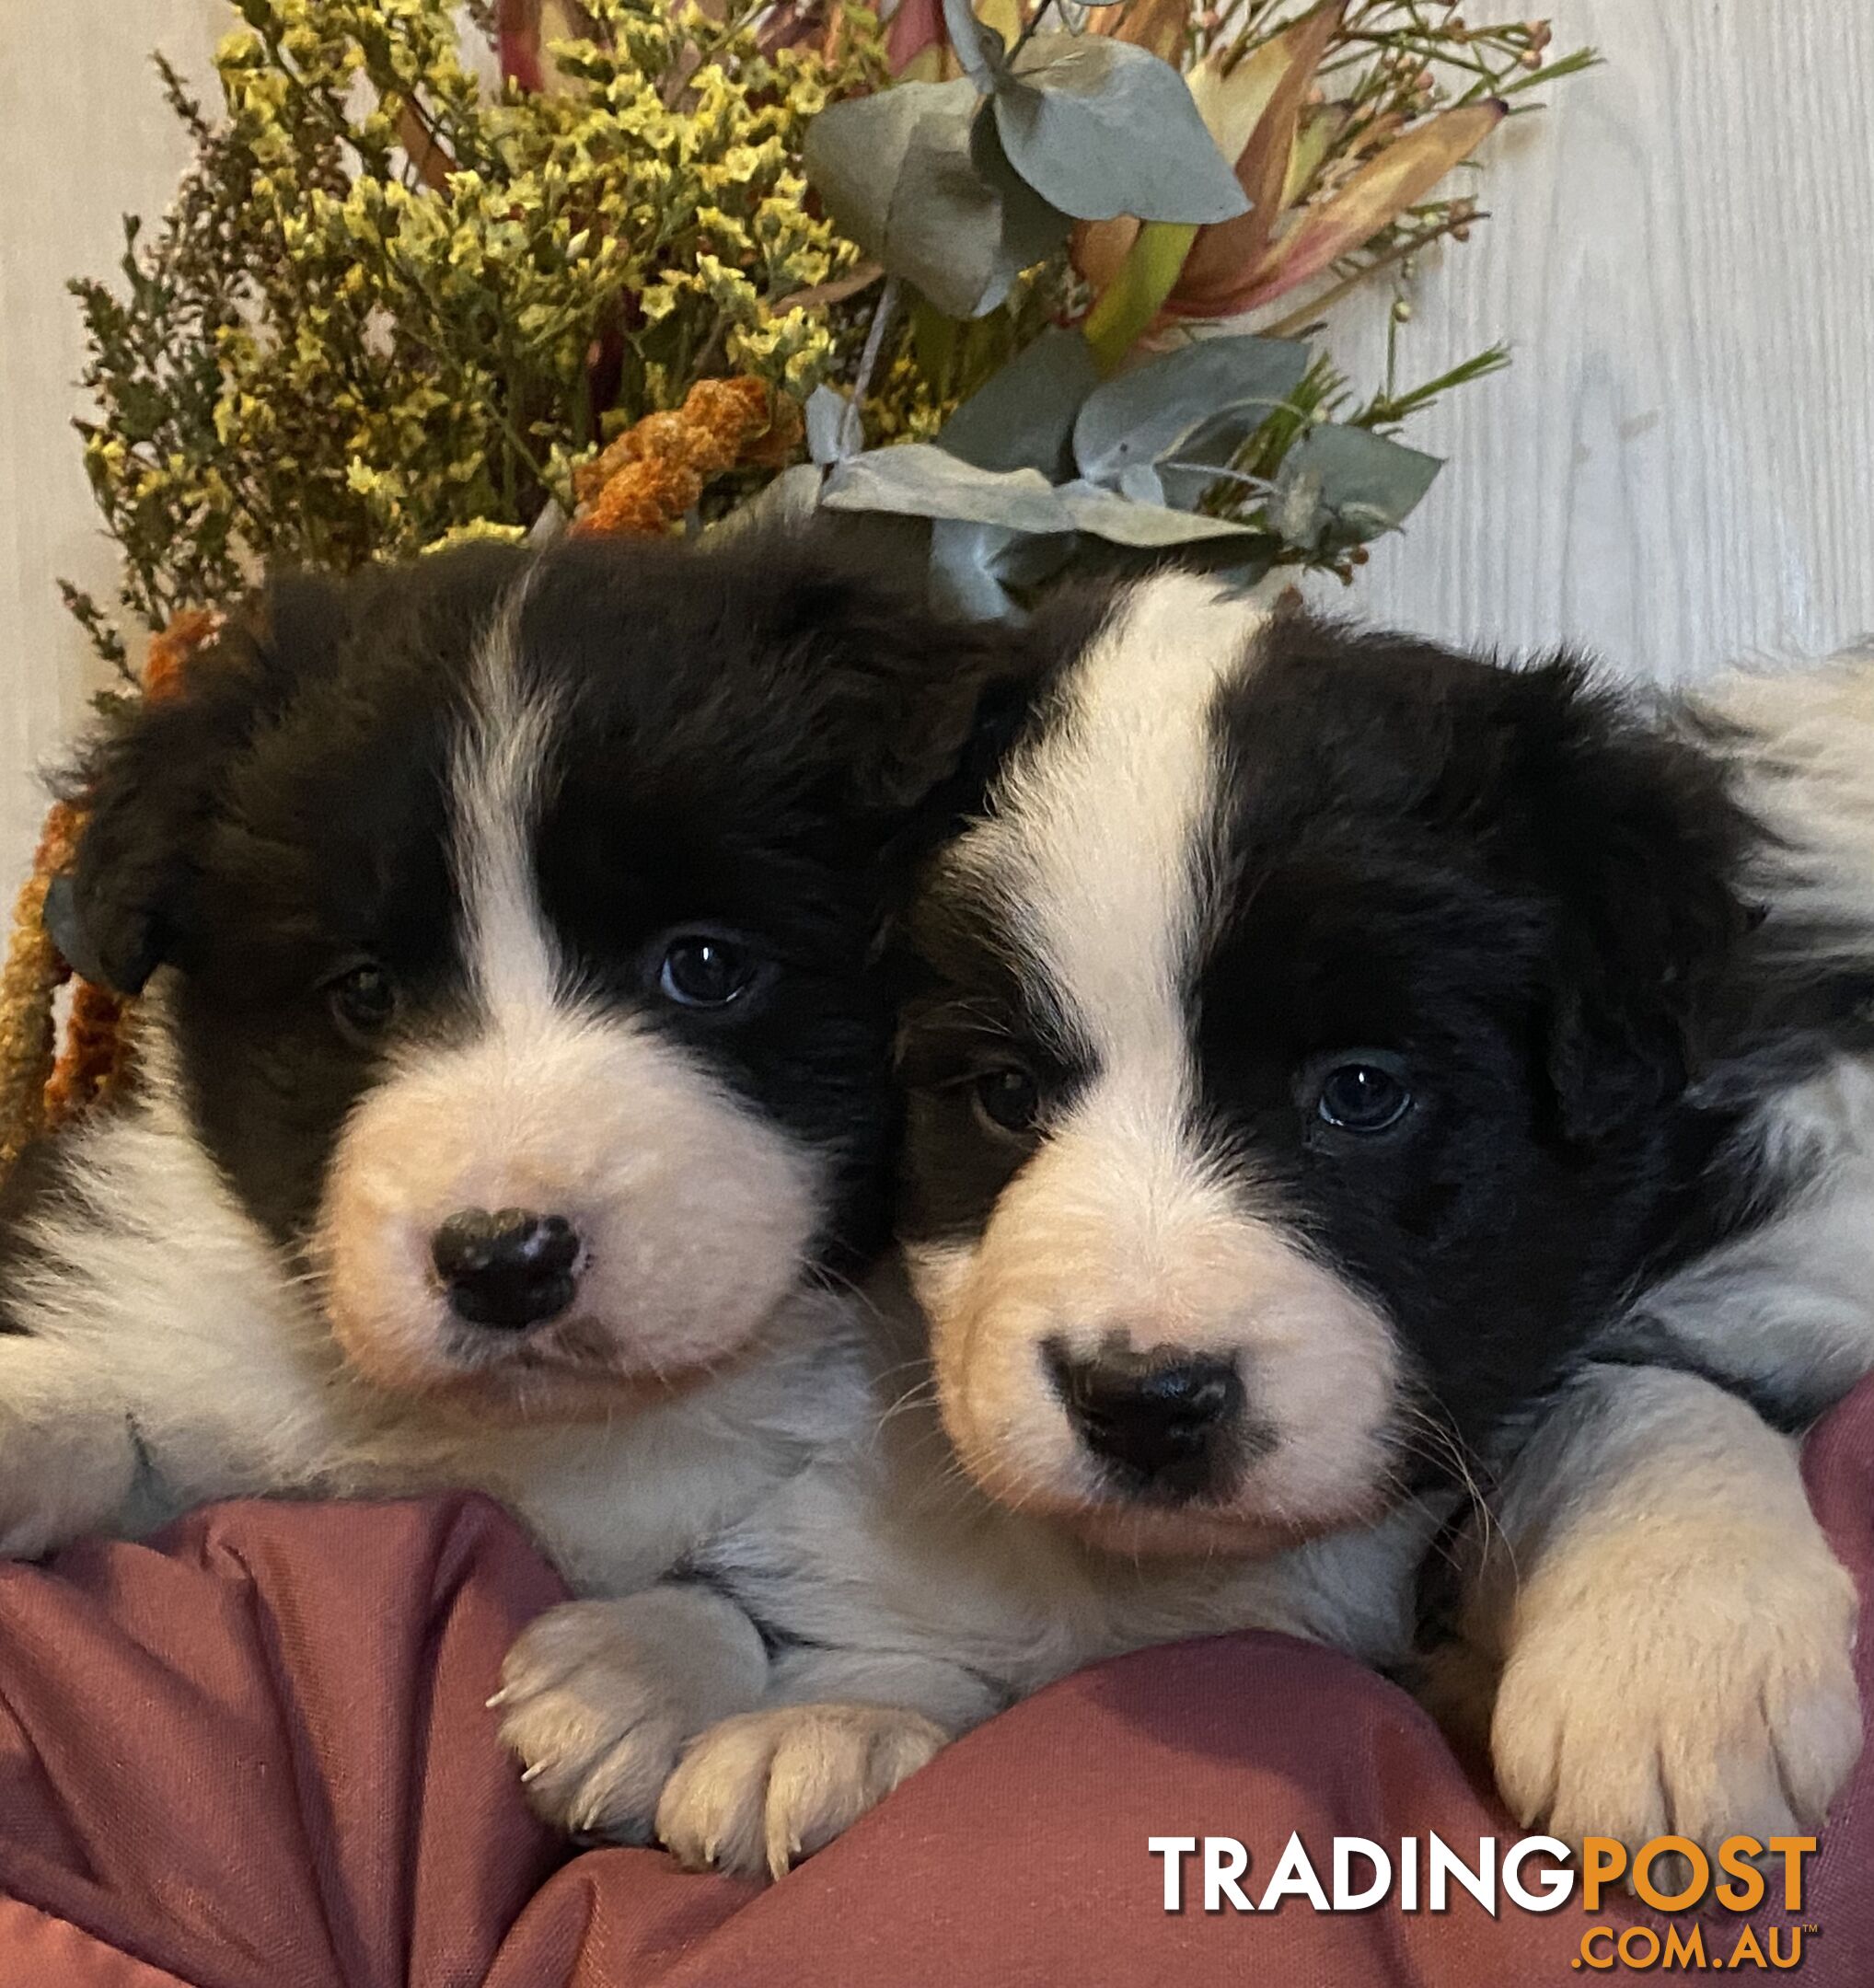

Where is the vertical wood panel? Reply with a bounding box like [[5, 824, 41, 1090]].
[[1325, 0, 1874, 683], [0, 2, 226, 895]]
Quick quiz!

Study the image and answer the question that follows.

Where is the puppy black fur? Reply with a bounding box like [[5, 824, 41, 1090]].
[[900, 597, 1870, 1485], [49, 529, 1028, 1271]]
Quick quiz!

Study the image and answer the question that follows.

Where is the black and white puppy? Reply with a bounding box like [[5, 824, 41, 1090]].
[[503, 572, 1868, 1876], [0, 530, 1023, 1604], [897, 577, 1873, 1851], [1456, 654, 1874, 1850]]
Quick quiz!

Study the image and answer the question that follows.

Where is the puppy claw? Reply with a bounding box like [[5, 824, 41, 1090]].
[[498, 1601, 691, 1843], [656, 1703, 947, 1881]]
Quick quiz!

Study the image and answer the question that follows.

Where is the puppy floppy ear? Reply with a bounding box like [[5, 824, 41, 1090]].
[[54, 574, 351, 994], [1513, 664, 1761, 1143]]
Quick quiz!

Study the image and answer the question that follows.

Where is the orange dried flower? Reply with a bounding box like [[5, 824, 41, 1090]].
[[574, 378, 803, 538], [0, 607, 222, 1177], [43, 978, 133, 1127], [143, 607, 221, 701], [0, 800, 84, 1173]]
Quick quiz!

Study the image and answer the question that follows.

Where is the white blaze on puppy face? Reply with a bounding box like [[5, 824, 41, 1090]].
[[910, 575, 1400, 1546], [317, 583, 821, 1418]]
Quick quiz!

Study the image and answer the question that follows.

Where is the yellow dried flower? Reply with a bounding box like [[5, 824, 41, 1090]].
[[418, 519, 530, 555], [69, 0, 886, 634]]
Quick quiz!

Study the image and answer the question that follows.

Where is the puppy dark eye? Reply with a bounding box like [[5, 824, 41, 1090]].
[[974, 1066, 1041, 1136], [1313, 1055, 1413, 1135], [327, 963, 397, 1043], [657, 934, 760, 1009]]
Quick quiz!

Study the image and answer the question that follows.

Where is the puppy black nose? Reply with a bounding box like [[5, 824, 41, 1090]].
[[431, 1208, 581, 1330], [1045, 1340, 1245, 1497]]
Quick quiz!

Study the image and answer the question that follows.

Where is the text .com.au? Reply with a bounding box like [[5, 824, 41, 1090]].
[[1149, 1833, 1817, 1971]]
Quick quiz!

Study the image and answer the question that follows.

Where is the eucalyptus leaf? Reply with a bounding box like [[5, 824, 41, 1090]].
[[941, 0, 1008, 88], [1056, 477, 1262, 548], [709, 461, 825, 538], [1116, 462, 1167, 506], [993, 37, 1250, 224], [927, 520, 1086, 619], [1272, 422, 1442, 549], [878, 90, 1009, 318], [804, 385, 850, 466], [822, 444, 1074, 534], [937, 326, 1100, 480], [804, 81, 1047, 318], [996, 526, 1086, 592], [838, 509, 944, 587], [929, 518, 1024, 619], [1072, 334, 1310, 490], [967, 106, 1074, 274]]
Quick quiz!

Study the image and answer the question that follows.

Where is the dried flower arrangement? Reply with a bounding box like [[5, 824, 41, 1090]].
[[9, 0, 1591, 1162], [63, 0, 885, 677], [789, 0, 1589, 611], [63, 0, 1591, 672]]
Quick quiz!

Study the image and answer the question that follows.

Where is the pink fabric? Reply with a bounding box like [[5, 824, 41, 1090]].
[[1, 1382, 1869, 1987], [0, 1496, 567, 1988]]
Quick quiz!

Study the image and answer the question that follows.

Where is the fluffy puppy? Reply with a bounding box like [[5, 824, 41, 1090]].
[[1448, 655, 1874, 1855], [503, 575, 1869, 1877], [0, 528, 1023, 1638], [900, 579, 1807, 1531], [899, 580, 1872, 1859]]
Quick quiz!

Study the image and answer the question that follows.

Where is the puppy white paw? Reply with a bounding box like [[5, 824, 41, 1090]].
[[0, 1405, 137, 1559], [655, 1703, 947, 1879], [495, 1601, 688, 1842], [1489, 1532, 1864, 1867]]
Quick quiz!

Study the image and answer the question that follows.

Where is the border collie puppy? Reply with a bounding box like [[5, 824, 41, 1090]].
[[0, 530, 1022, 1618], [1452, 655, 1874, 1849], [501, 575, 1868, 1877]]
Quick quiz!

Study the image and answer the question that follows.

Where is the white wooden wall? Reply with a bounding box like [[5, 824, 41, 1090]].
[[1331, 0, 1874, 685], [4, 2, 1872, 898], [0, 0, 226, 896]]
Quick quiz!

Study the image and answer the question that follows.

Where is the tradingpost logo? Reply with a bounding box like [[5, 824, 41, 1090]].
[[1149, 1832, 1818, 1971]]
